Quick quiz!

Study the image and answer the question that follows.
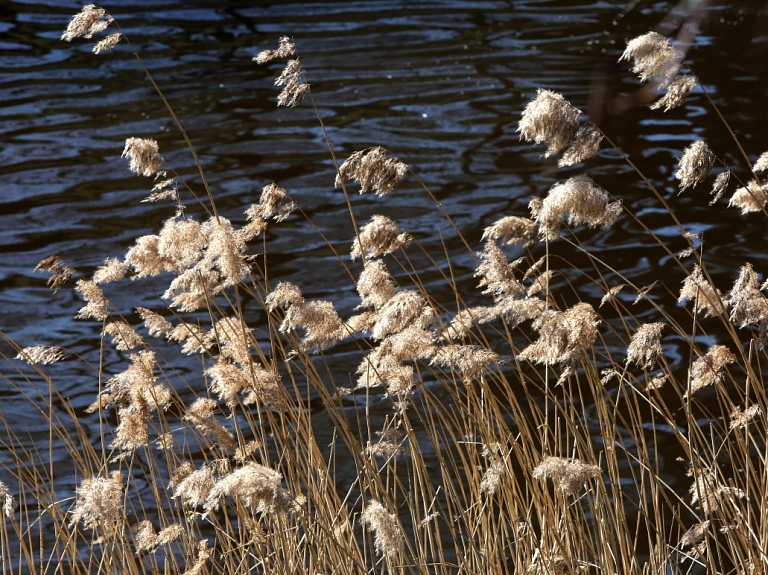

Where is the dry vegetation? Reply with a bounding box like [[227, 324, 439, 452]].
[[2, 5, 768, 574]]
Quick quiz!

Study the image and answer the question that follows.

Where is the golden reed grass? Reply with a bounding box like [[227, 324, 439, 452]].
[[1, 4, 768, 574]]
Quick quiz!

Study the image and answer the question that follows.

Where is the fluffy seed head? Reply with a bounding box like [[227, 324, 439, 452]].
[[335, 147, 408, 197], [754, 152, 768, 174], [361, 500, 405, 558], [35, 255, 76, 293], [676, 140, 715, 192], [730, 180, 768, 214], [481, 216, 537, 246], [532, 455, 601, 495], [559, 124, 603, 167], [357, 258, 396, 308], [709, 170, 730, 205], [518, 302, 600, 367], [518, 89, 581, 157], [679, 265, 726, 317], [535, 174, 621, 240], [475, 241, 525, 300], [93, 32, 122, 54], [686, 345, 736, 398], [727, 263, 768, 327], [61, 5, 113, 42], [626, 322, 666, 369], [122, 138, 162, 177], [70, 471, 124, 535], [204, 463, 296, 517], [351, 215, 411, 260], [253, 36, 296, 64], [0, 481, 13, 518], [651, 75, 698, 112], [75, 279, 110, 321], [16, 345, 68, 365], [246, 182, 297, 223], [619, 31, 678, 83]]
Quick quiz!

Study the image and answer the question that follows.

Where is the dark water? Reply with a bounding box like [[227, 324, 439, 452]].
[[1, 0, 767, 556]]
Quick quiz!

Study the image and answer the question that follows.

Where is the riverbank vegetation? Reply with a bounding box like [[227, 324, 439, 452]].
[[1, 5, 767, 574]]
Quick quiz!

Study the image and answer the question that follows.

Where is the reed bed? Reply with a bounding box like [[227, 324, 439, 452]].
[[1, 5, 767, 574]]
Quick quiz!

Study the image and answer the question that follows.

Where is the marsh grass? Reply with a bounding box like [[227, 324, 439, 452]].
[[2, 5, 768, 574]]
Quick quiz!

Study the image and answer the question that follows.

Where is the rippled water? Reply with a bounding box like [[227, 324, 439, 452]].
[[2, 0, 767, 560]]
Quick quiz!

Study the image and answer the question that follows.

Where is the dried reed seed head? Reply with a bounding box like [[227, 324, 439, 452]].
[[619, 31, 679, 83], [728, 263, 768, 327], [366, 428, 409, 459], [526, 555, 574, 575], [378, 325, 436, 362], [532, 455, 602, 495], [650, 75, 698, 112], [106, 350, 170, 415], [730, 179, 768, 214], [70, 471, 124, 533], [277, 71, 309, 107], [253, 36, 296, 64], [201, 216, 251, 287], [162, 267, 220, 312], [0, 481, 13, 518], [134, 520, 158, 553], [518, 302, 600, 367], [679, 264, 726, 317], [370, 289, 432, 340], [493, 294, 546, 327], [357, 258, 396, 308], [124, 234, 171, 278], [136, 307, 173, 338], [600, 284, 626, 308], [247, 182, 297, 222], [112, 407, 149, 451], [481, 215, 537, 246], [676, 140, 715, 192], [558, 124, 603, 167], [754, 151, 768, 173], [185, 540, 212, 575], [61, 5, 113, 42], [169, 322, 214, 355], [526, 270, 555, 296], [361, 500, 405, 558], [157, 218, 205, 270], [729, 403, 761, 430], [709, 170, 730, 205], [688, 466, 745, 514], [15, 345, 68, 365], [93, 257, 128, 284], [351, 214, 411, 260], [335, 147, 408, 196], [475, 240, 525, 300], [680, 521, 710, 549], [35, 254, 76, 292], [172, 465, 215, 508], [431, 344, 501, 380], [122, 138, 162, 177], [103, 321, 144, 351], [626, 322, 666, 370], [207, 360, 250, 409], [93, 32, 122, 54], [184, 398, 237, 452], [536, 174, 621, 240], [212, 316, 253, 366], [75, 279, 110, 321], [356, 351, 414, 395], [280, 299, 346, 350], [266, 281, 304, 311], [480, 459, 505, 496], [204, 463, 296, 517], [345, 310, 376, 334], [518, 89, 581, 157], [686, 344, 736, 397], [441, 306, 493, 340]]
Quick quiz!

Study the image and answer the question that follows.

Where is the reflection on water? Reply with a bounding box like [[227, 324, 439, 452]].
[[2, 0, 768, 563]]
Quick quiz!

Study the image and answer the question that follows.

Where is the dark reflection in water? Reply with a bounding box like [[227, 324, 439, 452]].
[[2, 0, 768, 561]]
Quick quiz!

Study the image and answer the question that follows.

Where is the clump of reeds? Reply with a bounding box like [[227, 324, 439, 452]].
[[2, 5, 768, 575]]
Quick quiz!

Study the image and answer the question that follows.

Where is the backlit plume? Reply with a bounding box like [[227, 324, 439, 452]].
[[518, 89, 581, 158], [335, 147, 408, 196]]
